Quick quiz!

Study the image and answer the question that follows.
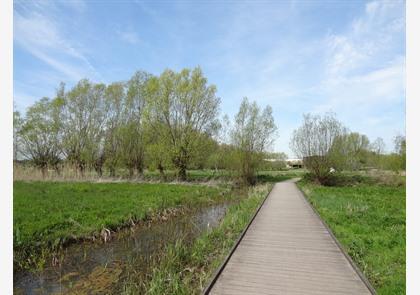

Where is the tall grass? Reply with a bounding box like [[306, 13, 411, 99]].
[[119, 184, 271, 294], [298, 178, 405, 294], [13, 163, 233, 183], [14, 162, 300, 186]]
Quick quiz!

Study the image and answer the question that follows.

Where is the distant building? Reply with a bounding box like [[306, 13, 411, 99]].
[[263, 158, 280, 162], [286, 158, 303, 169]]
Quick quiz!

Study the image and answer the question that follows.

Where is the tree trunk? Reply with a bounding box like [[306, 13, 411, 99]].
[[174, 149, 188, 181], [177, 165, 187, 181], [94, 155, 105, 177], [109, 166, 116, 177], [41, 165, 47, 179], [95, 165, 103, 177], [77, 161, 85, 178], [136, 162, 143, 177], [158, 163, 165, 179], [54, 164, 61, 176], [128, 167, 134, 178]]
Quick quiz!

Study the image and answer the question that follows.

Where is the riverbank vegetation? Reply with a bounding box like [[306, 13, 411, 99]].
[[298, 174, 405, 294], [120, 184, 271, 294], [13, 181, 232, 271]]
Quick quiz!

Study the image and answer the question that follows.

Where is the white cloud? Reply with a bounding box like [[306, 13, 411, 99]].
[[14, 4, 98, 81], [317, 0, 405, 113], [325, 0, 404, 77], [317, 57, 405, 112], [291, 0, 406, 154]]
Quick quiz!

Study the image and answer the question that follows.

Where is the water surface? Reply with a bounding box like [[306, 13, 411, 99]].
[[14, 203, 230, 294]]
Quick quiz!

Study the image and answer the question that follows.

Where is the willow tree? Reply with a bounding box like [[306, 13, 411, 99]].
[[61, 80, 107, 176], [103, 82, 125, 177], [330, 132, 370, 171], [145, 67, 220, 180], [13, 109, 23, 161], [394, 134, 406, 171], [119, 71, 152, 177], [230, 97, 277, 185], [290, 112, 345, 183], [144, 122, 172, 178], [19, 97, 63, 177]]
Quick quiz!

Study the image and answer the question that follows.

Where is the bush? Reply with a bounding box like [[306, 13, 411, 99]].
[[302, 172, 405, 187], [302, 173, 374, 187]]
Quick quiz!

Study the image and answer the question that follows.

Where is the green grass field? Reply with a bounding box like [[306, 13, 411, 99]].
[[298, 180, 405, 294], [13, 181, 230, 270]]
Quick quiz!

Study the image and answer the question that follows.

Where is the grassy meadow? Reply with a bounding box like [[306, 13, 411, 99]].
[[298, 177, 405, 294], [13, 181, 231, 270]]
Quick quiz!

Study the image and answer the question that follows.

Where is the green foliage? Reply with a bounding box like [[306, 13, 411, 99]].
[[393, 135, 406, 172], [329, 132, 371, 171], [291, 113, 406, 183], [379, 153, 405, 173], [255, 172, 293, 183], [19, 97, 63, 175], [290, 112, 345, 183], [14, 67, 291, 182], [61, 80, 107, 175], [230, 97, 277, 185], [103, 82, 126, 176], [120, 71, 152, 176], [259, 152, 288, 170], [298, 180, 405, 294], [13, 109, 23, 160], [144, 67, 221, 180]]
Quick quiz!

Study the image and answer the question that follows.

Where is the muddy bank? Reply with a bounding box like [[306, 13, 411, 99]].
[[14, 203, 230, 294]]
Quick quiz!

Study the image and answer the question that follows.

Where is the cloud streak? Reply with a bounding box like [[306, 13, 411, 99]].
[[310, 0, 405, 147], [14, 2, 98, 82]]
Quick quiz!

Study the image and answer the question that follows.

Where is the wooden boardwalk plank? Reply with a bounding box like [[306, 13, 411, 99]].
[[207, 180, 374, 295]]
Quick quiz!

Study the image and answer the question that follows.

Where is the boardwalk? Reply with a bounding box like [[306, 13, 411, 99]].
[[206, 180, 374, 295]]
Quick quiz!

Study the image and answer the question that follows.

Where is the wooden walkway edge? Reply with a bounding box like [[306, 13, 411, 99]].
[[203, 179, 375, 295]]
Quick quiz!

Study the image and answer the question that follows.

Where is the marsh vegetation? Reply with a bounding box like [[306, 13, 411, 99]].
[[13, 180, 273, 294]]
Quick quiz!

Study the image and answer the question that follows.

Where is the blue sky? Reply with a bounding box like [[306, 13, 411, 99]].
[[13, 0, 405, 156]]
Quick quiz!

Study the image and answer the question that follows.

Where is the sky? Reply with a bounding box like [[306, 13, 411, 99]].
[[13, 0, 405, 156]]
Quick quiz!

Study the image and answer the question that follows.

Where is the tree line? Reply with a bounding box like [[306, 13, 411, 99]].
[[13, 67, 277, 184], [290, 112, 406, 184], [14, 67, 404, 185]]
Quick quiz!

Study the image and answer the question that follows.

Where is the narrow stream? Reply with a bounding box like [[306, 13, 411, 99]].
[[14, 202, 230, 294]]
